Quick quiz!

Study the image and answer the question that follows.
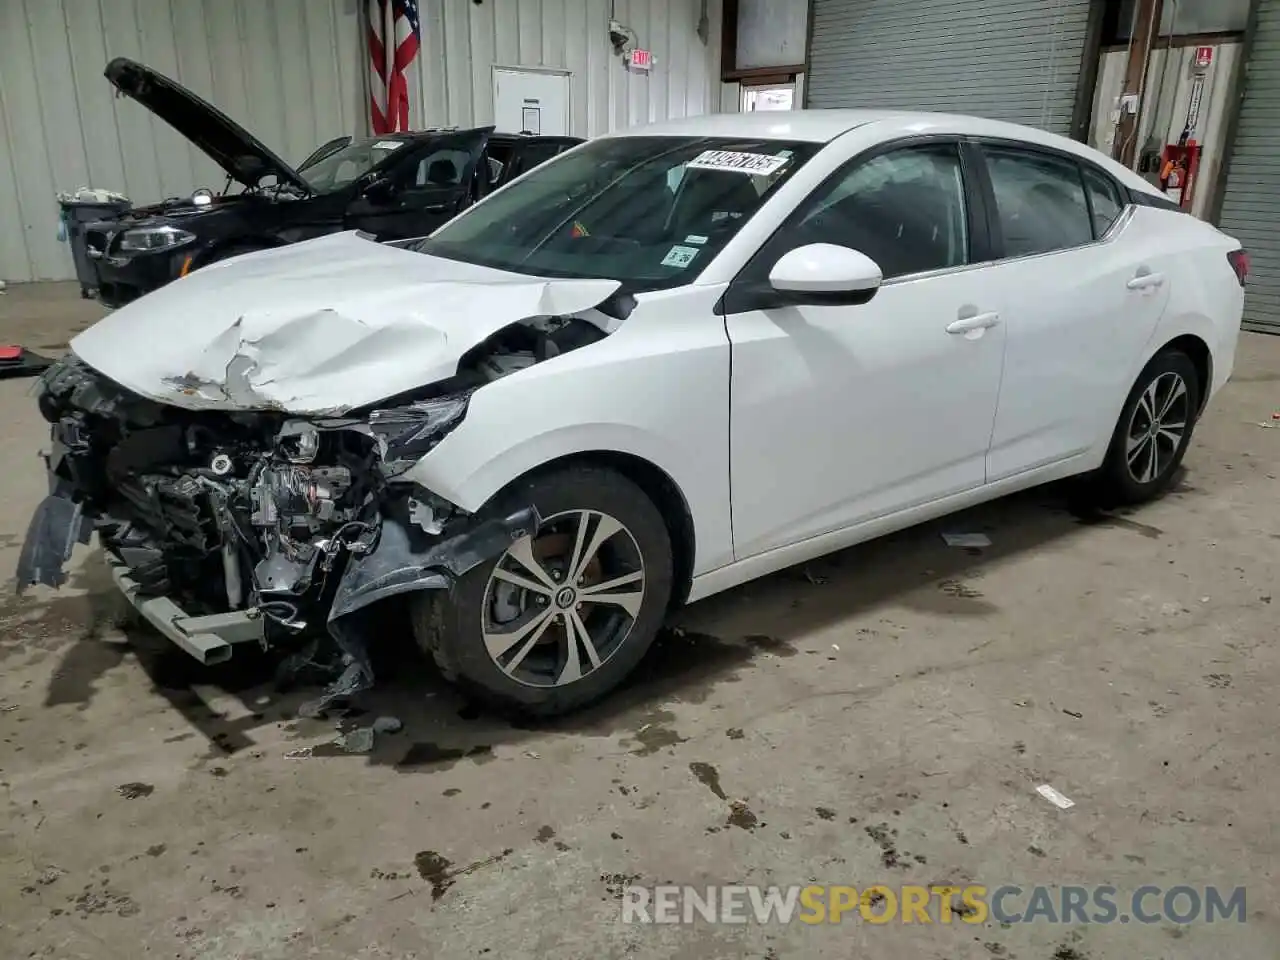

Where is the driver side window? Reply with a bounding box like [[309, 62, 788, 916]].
[[768, 143, 970, 281], [414, 148, 471, 187]]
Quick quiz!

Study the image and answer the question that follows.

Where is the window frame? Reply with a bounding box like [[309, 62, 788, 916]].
[[719, 134, 993, 315], [964, 137, 1136, 263]]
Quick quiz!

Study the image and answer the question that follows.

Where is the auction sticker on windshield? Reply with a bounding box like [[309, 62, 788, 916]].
[[661, 245, 700, 268], [373, 140, 406, 151], [687, 150, 789, 176]]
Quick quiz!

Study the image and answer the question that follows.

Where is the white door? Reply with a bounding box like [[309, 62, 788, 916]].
[[741, 84, 795, 111], [493, 68, 570, 136], [975, 144, 1171, 481], [723, 142, 1006, 559]]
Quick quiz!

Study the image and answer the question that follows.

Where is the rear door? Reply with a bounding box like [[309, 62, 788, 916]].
[[973, 141, 1171, 481], [345, 129, 491, 239]]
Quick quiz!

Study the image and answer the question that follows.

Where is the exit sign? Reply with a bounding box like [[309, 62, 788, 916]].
[[629, 48, 652, 70], [1194, 46, 1214, 68]]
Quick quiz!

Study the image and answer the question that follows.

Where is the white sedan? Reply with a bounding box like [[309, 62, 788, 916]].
[[19, 110, 1246, 717]]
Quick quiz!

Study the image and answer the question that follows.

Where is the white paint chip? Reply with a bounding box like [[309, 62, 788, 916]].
[[1035, 784, 1075, 809]]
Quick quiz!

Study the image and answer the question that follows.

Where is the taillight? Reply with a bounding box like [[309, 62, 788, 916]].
[[1227, 249, 1249, 287]]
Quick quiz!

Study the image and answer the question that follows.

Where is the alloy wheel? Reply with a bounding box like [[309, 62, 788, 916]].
[[1125, 371, 1189, 485], [481, 509, 646, 688]]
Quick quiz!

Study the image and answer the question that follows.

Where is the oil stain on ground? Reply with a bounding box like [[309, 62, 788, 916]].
[[413, 847, 514, 901], [689, 762, 727, 800], [626, 709, 688, 755]]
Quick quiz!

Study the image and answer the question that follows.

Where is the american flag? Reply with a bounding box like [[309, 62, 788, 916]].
[[368, 0, 421, 134]]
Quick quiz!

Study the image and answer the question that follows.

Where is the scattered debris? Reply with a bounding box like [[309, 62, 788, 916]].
[[1062, 709, 1083, 719], [524, 750, 541, 760], [284, 747, 314, 760], [803, 567, 828, 585], [942, 532, 991, 549], [1254, 421, 1280, 429], [1013, 698, 1030, 707], [726, 727, 745, 740], [372, 716, 403, 734], [1035, 784, 1075, 810], [116, 782, 154, 799], [333, 727, 376, 754], [831, 644, 840, 652]]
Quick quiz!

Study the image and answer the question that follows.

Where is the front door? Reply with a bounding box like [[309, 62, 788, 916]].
[[722, 141, 1007, 560], [345, 131, 490, 240]]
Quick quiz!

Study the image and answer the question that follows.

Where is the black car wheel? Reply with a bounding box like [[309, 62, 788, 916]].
[[412, 466, 674, 717], [1091, 349, 1201, 505]]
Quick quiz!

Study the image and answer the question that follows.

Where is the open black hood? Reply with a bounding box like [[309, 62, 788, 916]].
[[104, 57, 312, 194]]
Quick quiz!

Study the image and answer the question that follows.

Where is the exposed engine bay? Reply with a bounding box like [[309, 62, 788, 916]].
[[18, 309, 617, 713]]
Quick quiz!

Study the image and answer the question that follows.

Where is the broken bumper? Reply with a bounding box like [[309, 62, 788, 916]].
[[105, 551, 264, 665], [16, 493, 264, 666]]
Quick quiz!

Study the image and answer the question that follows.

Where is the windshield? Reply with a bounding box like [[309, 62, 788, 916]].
[[415, 136, 820, 290], [299, 137, 411, 193]]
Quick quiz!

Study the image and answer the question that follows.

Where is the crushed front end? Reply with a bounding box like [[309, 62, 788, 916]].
[[14, 353, 531, 714]]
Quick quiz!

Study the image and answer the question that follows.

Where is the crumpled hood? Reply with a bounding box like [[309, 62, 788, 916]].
[[70, 232, 621, 415]]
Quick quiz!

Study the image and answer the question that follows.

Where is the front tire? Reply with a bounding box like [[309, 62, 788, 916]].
[[412, 466, 674, 717], [1092, 349, 1201, 505]]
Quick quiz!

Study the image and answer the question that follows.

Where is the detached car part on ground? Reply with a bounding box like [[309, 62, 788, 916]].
[[84, 57, 578, 308], [17, 110, 1245, 717]]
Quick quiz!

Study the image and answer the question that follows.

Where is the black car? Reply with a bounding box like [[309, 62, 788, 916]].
[[86, 58, 580, 308]]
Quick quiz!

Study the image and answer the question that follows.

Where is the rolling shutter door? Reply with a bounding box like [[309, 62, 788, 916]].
[[1217, 2, 1280, 333], [807, 0, 1093, 135]]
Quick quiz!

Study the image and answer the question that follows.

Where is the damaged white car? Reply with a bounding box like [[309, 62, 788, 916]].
[[18, 111, 1245, 716]]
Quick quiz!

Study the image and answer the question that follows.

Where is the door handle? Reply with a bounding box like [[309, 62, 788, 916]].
[[946, 311, 1001, 335], [1127, 271, 1165, 291], [422, 203, 449, 213]]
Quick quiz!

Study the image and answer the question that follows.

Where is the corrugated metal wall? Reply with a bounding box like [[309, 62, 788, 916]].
[[412, 0, 722, 137], [806, 0, 1092, 135], [1216, 0, 1280, 333], [0, 0, 721, 283]]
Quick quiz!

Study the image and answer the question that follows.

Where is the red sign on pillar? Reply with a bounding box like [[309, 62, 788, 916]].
[[1194, 46, 1214, 68]]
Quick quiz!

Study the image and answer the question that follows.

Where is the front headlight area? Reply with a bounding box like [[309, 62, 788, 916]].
[[116, 224, 196, 254]]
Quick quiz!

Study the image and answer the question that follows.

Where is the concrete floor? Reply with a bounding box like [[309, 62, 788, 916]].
[[0, 281, 1277, 960]]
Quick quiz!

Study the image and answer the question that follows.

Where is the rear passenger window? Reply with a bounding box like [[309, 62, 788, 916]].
[[984, 147, 1093, 257], [1083, 167, 1124, 237]]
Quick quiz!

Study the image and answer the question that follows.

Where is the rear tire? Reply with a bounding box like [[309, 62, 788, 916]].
[[411, 466, 674, 717], [1089, 349, 1200, 506]]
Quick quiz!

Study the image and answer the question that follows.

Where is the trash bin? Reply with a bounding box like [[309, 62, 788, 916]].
[[56, 188, 131, 299]]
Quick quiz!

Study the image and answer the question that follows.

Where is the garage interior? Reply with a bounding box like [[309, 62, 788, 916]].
[[1, 2, 1278, 959]]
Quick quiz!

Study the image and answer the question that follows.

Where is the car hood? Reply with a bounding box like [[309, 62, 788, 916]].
[[69, 231, 621, 415], [105, 57, 311, 195]]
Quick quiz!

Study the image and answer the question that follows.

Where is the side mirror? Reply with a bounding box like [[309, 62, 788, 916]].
[[362, 177, 397, 204], [768, 243, 883, 298]]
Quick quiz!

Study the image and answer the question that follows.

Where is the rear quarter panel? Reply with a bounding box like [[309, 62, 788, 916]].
[[1136, 207, 1243, 404]]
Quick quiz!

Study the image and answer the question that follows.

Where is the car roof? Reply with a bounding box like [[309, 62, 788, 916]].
[[603, 109, 1160, 198]]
